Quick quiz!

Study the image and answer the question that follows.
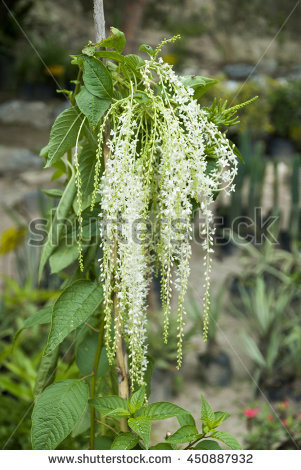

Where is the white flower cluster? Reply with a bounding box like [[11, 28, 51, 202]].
[[98, 58, 238, 386]]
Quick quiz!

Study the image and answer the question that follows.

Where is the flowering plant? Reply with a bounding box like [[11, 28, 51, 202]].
[[27, 27, 254, 449], [242, 401, 301, 449]]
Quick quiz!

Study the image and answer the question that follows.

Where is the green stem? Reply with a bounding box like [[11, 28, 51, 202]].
[[184, 434, 205, 450], [71, 69, 83, 106], [90, 314, 105, 450]]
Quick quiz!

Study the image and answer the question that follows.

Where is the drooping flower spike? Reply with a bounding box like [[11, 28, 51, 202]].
[[93, 51, 238, 387]]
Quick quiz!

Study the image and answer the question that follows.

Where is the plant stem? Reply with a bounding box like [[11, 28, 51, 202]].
[[113, 293, 130, 432], [90, 314, 105, 450]]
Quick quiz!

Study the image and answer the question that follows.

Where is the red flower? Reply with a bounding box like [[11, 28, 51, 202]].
[[267, 414, 274, 421], [282, 401, 290, 408], [298, 413, 301, 419], [282, 419, 288, 426], [243, 408, 260, 418]]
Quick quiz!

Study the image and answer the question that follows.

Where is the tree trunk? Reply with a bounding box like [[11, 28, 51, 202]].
[[93, 0, 106, 42]]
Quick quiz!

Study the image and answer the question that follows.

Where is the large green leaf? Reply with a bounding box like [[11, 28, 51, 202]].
[[45, 281, 103, 355], [15, 305, 52, 340], [32, 379, 89, 449], [90, 396, 130, 417], [111, 432, 139, 450], [49, 242, 79, 274], [38, 174, 76, 280], [177, 413, 196, 427], [128, 385, 146, 414], [201, 395, 215, 428], [73, 140, 98, 212], [83, 56, 113, 99], [182, 75, 218, 99], [128, 417, 151, 448], [211, 431, 242, 450], [166, 425, 199, 444], [98, 27, 126, 52], [137, 401, 189, 420], [194, 439, 222, 450], [45, 107, 83, 168], [76, 86, 110, 130]]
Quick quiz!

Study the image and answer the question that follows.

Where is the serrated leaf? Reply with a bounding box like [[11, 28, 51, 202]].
[[138, 401, 189, 420], [182, 75, 218, 99], [45, 107, 83, 168], [39, 174, 76, 280], [128, 417, 151, 448], [32, 379, 89, 449], [45, 280, 103, 355], [76, 331, 109, 378], [76, 86, 110, 130], [194, 439, 222, 450], [177, 413, 196, 427], [111, 432, 139, 450], [166, 425, 199, 444], [90, 396, 129, 417], [201, 395, 215, 428], [211, 431, 242, 450], [83, 56, 113, 99], [213, 411, 231, 427], [98, 27, 126, 53], [129, 385, 146, 414], [72, 140, 98, 212]]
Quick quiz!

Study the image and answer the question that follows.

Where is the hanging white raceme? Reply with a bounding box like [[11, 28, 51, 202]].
[[97, 55, 238, 387]]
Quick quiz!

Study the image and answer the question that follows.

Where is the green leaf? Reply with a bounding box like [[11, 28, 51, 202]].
[[211, 431, 242, 450], [139, 44, 154, 57], [73, 140, 98, 212], [129, 385, 146, 414], [45, 280, 103, 355], [95, 436, 114, 450], [49, 243, 79, 274], [98, 27, 126, 53], [241, 332, 266, 367], [39, 174, 76, 280], [121, 54, 145, 79], [90, 396, 130, 417], [144, 355, 154, 399], [16, 305, 52, 339], [128, 417, 151, 448], [76, 86, 110, 130], [95, 50, 125, 62], [34, 347, 59, 397], [76, 331, 109, 378], [45, 107, 83, 168], [177, 413, 196, 427], [149, 443, 174, 450], [166, 425, 199, 444], [213, 411, 231, 428], [138, 401, 189, 420], [31, 379, 89, 449], [83, 56, 113, 99], [201, 395, 215, 428], [42, 188, 64, 198], [194, 439, 222, 450], [182, 75, 218, 99], [111, 432, 139, 450]]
